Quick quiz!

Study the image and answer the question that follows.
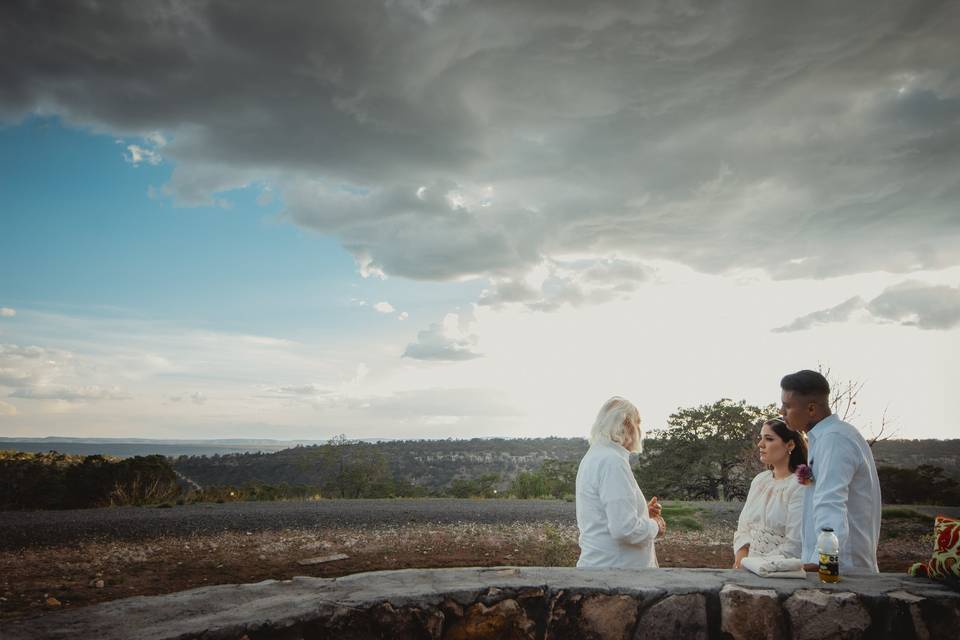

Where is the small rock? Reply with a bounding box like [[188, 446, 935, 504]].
[[297, 553, 349, 566], [45, 596, 61, 607], [258, 554, 267, 561]]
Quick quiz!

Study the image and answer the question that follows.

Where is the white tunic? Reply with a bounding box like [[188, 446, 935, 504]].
[[575, 439, 659, 568], [733, 470, 806, 559], [801, 414, 882, 572]]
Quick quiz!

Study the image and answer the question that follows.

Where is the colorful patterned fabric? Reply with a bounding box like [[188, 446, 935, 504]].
[[908, 516, 959, 584]]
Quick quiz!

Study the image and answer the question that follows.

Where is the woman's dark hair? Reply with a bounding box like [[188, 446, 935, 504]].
[[760, 417, 808, 472]]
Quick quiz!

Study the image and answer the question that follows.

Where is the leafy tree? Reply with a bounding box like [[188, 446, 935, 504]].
[[634, 399, 770, 501], [321, 435, 393, 498], [449, 473, 500, 498], [0, 452, 180, 509], [509, 459, 577, 499]]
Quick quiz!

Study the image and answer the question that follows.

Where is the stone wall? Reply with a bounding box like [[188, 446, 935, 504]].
[[3, 567, 958, 639]]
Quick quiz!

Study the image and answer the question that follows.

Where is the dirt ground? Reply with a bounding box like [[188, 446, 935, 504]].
[[0, 514, 936, 622]]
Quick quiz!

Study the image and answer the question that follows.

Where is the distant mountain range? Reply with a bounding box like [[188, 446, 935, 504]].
[[0, 437, 332, 458], [2, 437, 958, 489]]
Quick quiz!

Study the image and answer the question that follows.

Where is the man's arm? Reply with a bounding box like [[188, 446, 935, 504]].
[[806, 433, 859, 565], [598, 459, 660, 545]]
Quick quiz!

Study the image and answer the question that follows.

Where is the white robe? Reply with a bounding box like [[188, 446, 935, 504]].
[[575, 439, 659, 568]]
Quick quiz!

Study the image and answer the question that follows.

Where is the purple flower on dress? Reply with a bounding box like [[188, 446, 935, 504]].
[[795, 464, 814, 486]]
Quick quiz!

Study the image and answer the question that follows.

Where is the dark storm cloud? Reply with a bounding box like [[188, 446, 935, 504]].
[[3, 0, 959, 284]]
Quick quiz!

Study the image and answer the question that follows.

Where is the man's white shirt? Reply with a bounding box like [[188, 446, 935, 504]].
[[575, 439, 659, 568], [801, 414, 882, 572]]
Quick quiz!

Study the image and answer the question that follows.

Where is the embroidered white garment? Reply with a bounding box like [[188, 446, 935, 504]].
[[575, 439, 659, 568], [740, 555, 806, 579], [733, 470, 806, 559], [801, 415, 882, 572]]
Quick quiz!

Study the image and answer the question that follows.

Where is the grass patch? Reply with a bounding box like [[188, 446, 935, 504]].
[[670, 515, 704, 531], [660, 503, 698, 517], [882, 507, 931, 523], [661, 502, 704, 531]]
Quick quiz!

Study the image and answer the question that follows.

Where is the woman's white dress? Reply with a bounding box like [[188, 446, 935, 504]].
[[575, 440, 659, 568], [733, 470, 806, 559]]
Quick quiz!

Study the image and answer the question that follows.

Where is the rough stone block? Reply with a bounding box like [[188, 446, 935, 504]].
[[784, 589, 871, 640], [633, 593, 707, 640], [302, 602, 443, 640], [719, 583, 787, 640], [546, 591, 641, 640], [883, 589, 960, 640], [443, 598, 536, 640]]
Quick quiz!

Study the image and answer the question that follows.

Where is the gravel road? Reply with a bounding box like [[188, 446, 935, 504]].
[[0, 499, 578, 550]]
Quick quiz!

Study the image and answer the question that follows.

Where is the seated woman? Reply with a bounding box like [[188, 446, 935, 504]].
[[576, 396, 666, 568], [733, 417, 808, 568]]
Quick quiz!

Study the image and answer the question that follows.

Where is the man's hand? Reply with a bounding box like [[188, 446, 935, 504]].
[[654, 515, 666, 538], [647, 496, 662, 519]]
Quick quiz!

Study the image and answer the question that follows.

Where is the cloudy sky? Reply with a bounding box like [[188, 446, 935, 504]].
[[1, 0, 958, 441]]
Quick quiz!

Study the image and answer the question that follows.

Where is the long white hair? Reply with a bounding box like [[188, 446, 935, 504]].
[[590, 396, 642, 453]]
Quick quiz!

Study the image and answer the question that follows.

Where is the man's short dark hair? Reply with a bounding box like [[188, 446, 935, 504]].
[[780, 369, 830, 397]]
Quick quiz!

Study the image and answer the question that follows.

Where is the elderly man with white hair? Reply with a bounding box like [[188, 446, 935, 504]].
[[575, 396, 666, 568]]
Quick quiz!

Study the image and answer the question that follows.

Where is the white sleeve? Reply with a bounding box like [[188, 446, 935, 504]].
[[598, 458, 659, 546], [733, 474, 762, 553], [775, 483, 805, 559], [807, 434, 858, 565]]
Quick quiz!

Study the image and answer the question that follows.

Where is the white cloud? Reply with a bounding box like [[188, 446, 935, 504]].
[[866, 281, 960, 330], [124, 144, 162, 166], [773, 297, 866, 333], [346, 387, 520, 419], [351, 363, 370, 386], [398, 311, 409, 321], [145, 131, 167, 148], [0, 344, 73, 389], [403, 311, 482, 361], [0, 308, 15, 317], [256, 187, 274, 206], [0, 400, 16, 416], [373, 301, 395, 314], [270, 384, 332, 396], [10, 385, 131, 402], [480, 258, 653, 312], [775, 281, 960, 332]]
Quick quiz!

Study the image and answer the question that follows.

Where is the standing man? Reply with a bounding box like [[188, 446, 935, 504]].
[[780, 370, 881, 572]]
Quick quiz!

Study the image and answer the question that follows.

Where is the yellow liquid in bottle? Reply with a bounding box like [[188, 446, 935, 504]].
[[818, 553, 839, 583]]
